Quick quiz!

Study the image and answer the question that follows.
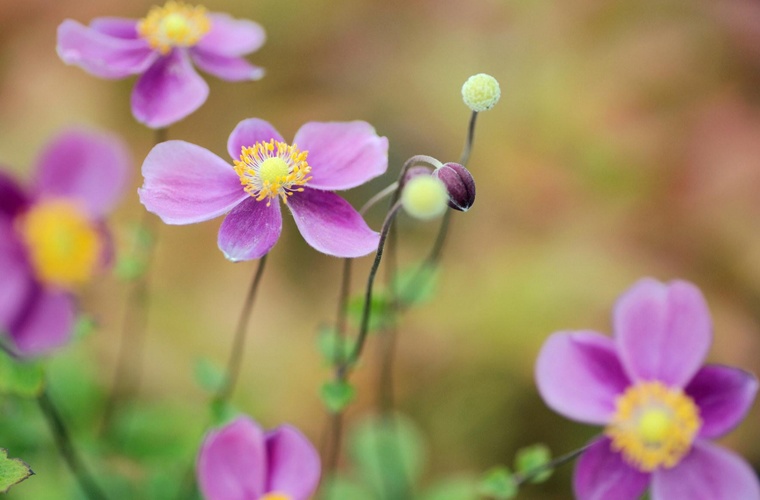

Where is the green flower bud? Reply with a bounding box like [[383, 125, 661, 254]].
[[461, 73, 500, 112]]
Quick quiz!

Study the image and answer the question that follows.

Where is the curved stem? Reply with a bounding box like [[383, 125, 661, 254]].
[[360, 182, 399, 215], [459, 111, 478, 166], [513, 445, 590, 487]]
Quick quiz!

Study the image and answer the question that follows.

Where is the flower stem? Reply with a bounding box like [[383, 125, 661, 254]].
[[360, 182, 399, 215], [38, 389, 108, 500], [513, 444, 590, 487]]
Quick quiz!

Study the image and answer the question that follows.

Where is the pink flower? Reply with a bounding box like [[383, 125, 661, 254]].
[[56, 2, 265, 128], [536, 278, 760, 499]]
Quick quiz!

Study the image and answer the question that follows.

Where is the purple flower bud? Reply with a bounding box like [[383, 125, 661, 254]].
[[433, 162, 476, 211]]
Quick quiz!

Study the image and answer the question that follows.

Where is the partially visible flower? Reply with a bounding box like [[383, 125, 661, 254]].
[[57, 2, 265, 128], [401, 175, 449, 220], [139, 118, 388, 260], [461, 73, 500, 112], [536, 278, 760, 499], [0, 130, 129, 356], [197, 416, 320, 500], [433, 162, 475, 212]]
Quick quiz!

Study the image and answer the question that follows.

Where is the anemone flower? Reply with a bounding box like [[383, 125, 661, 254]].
[[536, 278, 760, 499], [139, 117, 388, 260], [0, 130, 129, 356], [57, 1, 265, 128], [197, 416, 320, 500]]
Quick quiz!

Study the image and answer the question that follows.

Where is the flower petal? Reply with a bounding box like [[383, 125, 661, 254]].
[[227, 118, 284, 161], [131, 49, 209, 129], [287, 188, 379, 258], [535, 331, 630, 425], [614, 278, 712, 387], [218, 197, 282, 261], [292, 121, 389, 191], [685, 364, 758, 439], [9, 288, 75, 357], [197, 14, 266, 57], [0, 170, 29, 217], [90, 17, 139, 39], [197, 416, 267, 500], [139, 141, 247, 224], [33, 129, 130, 217], [264, 426, 321, 500], [574, 437, 650, 500], [0, 218, 34, 329], [190, 48, 265, 82], [651, 440, 760, 500], [57, 19, 156, 79]]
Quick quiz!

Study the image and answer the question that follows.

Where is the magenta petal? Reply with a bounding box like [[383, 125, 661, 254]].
[[197, 416, 267, 500], [574, 437, 650, 500], [33, 129, 130, 217], [131, 49, 209, 128], [197, 14, 266, 56], [218, 198, 282, 261], [287, 188, 379, 258], [57, 20, 155, 79], [90, 17, 139, 39], [614, 279, 712, 387], [685, 364, 758, 439], [190, 48, 265, 82], [0, 170, 29, 217], [10, 289, 75, 357], [227, 118, 284, 160], [535, 331, 630, 425], [651, 440, 760, 500], [264, 426, 321, 500], [139, 141, 247, 224], [0, 218, 33, 329], [292, 121, 389, 191]]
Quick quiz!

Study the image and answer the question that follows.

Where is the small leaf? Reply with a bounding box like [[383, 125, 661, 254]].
[[194, 358, 227, 393], [478, 466, 517, 500], [515, 444, 552, 484], [394, 263, 439, 307], [316, 326, 354, 366], [209, 399, 237, 427], [320, 380, 356, 413], [347, 289, 394, 332], [0, 350, 45, 397], [0, 448, 33, 493]]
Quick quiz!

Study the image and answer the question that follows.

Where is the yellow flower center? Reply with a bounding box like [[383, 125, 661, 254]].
[[233, 140, 312, 206], [605, 381, 701, 472], [137, 1, 211, 54], [259, 493, 291, 500], [19, 199, 102, 289]]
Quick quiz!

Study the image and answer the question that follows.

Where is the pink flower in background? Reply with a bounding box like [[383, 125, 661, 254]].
[[536, 278, 760, 499], [138, 118, 388, 260], [56, 2, 265, 128], [0, 130, 129, 356], [197, 416, 320, 500]]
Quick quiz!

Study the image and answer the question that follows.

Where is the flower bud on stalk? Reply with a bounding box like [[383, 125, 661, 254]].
[[401, 175, 449, 220], [461, 73, 500, 112], [433, 162, 476, 212]]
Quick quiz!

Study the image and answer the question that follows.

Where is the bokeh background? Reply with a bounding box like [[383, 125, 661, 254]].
[[2, 0, 760, 498]]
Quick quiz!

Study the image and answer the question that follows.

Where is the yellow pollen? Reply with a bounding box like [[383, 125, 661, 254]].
[[605, 381, 701, 472], [259, 494, 291, 500], [233, 140, 312, 206], [137, 1, 210, 54], [19, 199, 102, 289]]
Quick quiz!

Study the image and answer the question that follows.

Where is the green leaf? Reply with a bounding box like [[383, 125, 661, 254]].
[[115, 255, 147, 281], [316, 326, 354, 366], [194, 358, 227, 393], [319, 476, 375, 500], [478, 466, 517, 499], [73, 314, 97, 340], [514, 444, 552, 484], [394, 263, 439, 307], [320, 380, 356, 413], [210, 399, 237, 427], [347, 289, 394, 332], [0, 448, 33, 493], [0, 350, 45, 397]]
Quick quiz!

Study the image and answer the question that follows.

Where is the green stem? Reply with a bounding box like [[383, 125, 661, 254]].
[[513, 445, 590, 487]]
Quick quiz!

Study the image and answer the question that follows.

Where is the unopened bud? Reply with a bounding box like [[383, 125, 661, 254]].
[[401, 175, 449, 220], [461, 73, 500, 112], [434, 162, 476, 212]]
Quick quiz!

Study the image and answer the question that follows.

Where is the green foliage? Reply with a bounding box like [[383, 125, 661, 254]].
[[515, 444, 552, 484], [320, 380, 356, 413], [0, 349, 44, 398], [73, 315, 97, 340], [420, 477, 479, 500], [394, 263, 439, 308], [114, 255, 147, 281], [479, 467, 517, 500], [347, 289, 394, 332], [318, 476, 374, 500], [209, 398, 238, 427], [0, 448, 33, 494], [316, 326, 354, 366], [194, 357, 227, 393]]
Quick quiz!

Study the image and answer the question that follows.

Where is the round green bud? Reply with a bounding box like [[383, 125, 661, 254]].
[[401, 175, 449, 220], [461, 73, 500, 112]]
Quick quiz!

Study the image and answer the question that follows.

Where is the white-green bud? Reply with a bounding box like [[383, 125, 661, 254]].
[[461, 73, 500, 112], [401, 175, 449, 220]]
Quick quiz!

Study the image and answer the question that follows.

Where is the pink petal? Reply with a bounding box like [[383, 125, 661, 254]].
[[535, 331, 630, 425], [138, 141, 247, 224], [0, 218, 34, 329], [197, 416, 267, 500], [614, 279, 712, 387], [33, 129, 130, 217], [286, 188, 379, 258], [264, 426, 321, 500], [226, 118, 284, 161], [651, 440, 760, 500], [0, 170, 29, 217], [574, 437, 650, 500], [218, 197, 282, 261], [57, 19, 156, 79], [90, 17, 139, 39], [685, 364, 758, 439], [292, 121, 389, 191], [197, 14, 266, 57], [10, 289, 75, 357], [131, 49, 209, 129], [190, 48, 265, 82]]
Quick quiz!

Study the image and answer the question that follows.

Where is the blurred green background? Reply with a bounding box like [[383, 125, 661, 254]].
[[2, 0, 760, 498]]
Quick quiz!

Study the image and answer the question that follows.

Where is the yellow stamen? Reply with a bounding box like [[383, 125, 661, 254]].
[[19, 199, 102, 289], [259, 493, 291, 500], [233, 140, 312, 206], [605, 381, 701, 472], [137, 1, 210, 54]]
